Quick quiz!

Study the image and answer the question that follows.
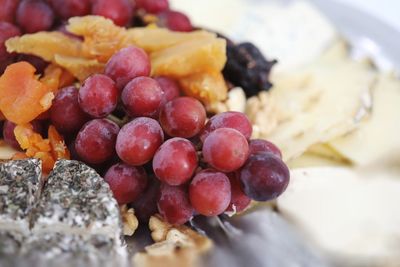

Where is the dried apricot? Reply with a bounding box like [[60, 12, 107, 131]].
[[0, 62, 53, 124]]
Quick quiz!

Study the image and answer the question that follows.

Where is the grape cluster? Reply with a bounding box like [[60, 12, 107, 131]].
[[0, 0, 193, 75], [0, 0, 289, 225]]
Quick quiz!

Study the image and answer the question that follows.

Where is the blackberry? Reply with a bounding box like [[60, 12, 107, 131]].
[[223, 42, 277, 97]]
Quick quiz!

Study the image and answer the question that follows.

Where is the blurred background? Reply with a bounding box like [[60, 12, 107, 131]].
[[335, 0, 400, 31]]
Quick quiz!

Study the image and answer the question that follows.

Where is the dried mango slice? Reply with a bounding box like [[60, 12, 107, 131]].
[[6, 32, 82, 62], [0, 62, 54, 124], [48, 125, 70, 160], [151, 37, 227, 78], [179, 71, 228, 104], [67, 16, 128, 62], [126, 28, 217, 53], [54, 55, 105, 81]]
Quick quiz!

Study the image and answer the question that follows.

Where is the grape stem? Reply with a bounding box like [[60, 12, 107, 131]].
[[107, 114, 129, 127]]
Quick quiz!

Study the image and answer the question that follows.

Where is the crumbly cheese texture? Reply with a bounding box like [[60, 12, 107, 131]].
[[0, 159, 127, 265], [32, 160, 122, 241], [0, 159, 42, 235]]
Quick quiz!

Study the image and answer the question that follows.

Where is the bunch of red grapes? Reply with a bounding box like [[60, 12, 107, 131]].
[[0, 0, 290, 225], [0, 0, 193, 74]]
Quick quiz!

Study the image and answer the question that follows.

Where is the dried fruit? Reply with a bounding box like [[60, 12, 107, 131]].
[[48, 125, 70, 160], [67, 16, 128, 62], [126, 28, 216, 53], [6, 31, 82, 62], [151, 37, 227, 77], [223, 42, 276, 97], [14, 123, 54, 173], [179, 71, 228, 104], [54, 55, 105, 82], [0, 62, 53, 124]]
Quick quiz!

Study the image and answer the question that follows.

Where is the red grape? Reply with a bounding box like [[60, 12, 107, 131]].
[[249, 139, 282, 159], [202, 128, 249, 172], [3, 120, 42, 149], [199, 111, 253, 142], [158, 183, 193, 225], [240, 152, 290, 201], [153, 138, 197, 186], [136, 0, 169, 14], [132, 176, 160, 222], [0, 22, 21, 60], [3, 120, 20, 149], [116, 117, 164, 166], [0, 0, 20, 23], [158, 10, 193, 32], [154, 76, 180, 105], [225, 172, 251, 213], [189, 170, 231, 216], [105, 46, 151, 90], [121, 77, 163, 118], [75, 119, 119, 164], [104, 163, 148, 205], [91, 0, 133, 26], [16, 0, 55, 33], [50, 86, 89, 134], [79, 74, 118, 118], [159, 97, 206, 138], [49, 0, 91, 19]]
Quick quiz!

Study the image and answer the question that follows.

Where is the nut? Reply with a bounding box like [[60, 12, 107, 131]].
[[149, 214, 170, 242], [133, 215, 213, 267], [120, 205, 138, 236]]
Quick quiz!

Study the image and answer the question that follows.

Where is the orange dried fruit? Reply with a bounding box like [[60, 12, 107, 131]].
[[151, 37, 227, 78], [0, 62, 54, 124], [13, 123, 66, 173], [48, 125, 70, 160], [179, 71, 228, 104], [54, 55, 105, 81], [14, 123, 51, 153], [34, 151, 55, 174], [6, 32, 82, 62]]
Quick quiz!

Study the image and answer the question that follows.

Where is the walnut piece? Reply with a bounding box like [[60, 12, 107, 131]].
[[133, 215, 213, 267], [120, 205, 138, 236]]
